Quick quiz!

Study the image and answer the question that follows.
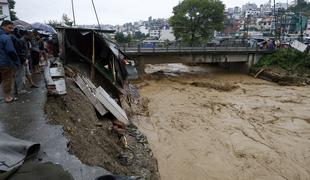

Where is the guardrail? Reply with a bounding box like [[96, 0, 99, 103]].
[[121, 46, 270, 54]]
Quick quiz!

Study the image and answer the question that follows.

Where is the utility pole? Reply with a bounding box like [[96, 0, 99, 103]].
[[274, 0, 277, 39], [71, 0, 76, 26], [300, 7, 303, 41]]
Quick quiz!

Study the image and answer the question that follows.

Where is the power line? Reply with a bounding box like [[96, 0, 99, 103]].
[[91, 0, 102, 30]]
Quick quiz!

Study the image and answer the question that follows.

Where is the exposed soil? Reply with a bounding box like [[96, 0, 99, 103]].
[[45, 78, 160, 180], [251, 66, 310, 86], [132, 64, 310, 180]]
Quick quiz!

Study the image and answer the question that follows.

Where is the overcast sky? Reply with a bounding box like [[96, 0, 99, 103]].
[[15, 0, 290, 25]]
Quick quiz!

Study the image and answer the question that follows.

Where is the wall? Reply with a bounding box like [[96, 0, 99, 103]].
[[0, 1, 10, 20]]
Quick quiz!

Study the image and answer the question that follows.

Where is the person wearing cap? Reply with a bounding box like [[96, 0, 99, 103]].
[[0, 20, 20, 102]]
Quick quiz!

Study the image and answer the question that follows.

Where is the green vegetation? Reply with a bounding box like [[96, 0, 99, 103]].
[[169, 0, 225, 45], [289, 0, 310, 18], [47, 14, 74, 28], [8, 0, 18, 20], [115, 32, 132, 44], [256, 49, 310, 73]]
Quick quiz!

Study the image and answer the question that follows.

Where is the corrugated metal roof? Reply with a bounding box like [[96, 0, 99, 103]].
[[56, 26, 116, 33]]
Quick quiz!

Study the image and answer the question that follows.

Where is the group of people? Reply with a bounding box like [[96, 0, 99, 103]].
[[0, 20, 53, 103]]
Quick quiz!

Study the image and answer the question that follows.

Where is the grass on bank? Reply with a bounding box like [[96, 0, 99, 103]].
[[255, 49, 310, 74]]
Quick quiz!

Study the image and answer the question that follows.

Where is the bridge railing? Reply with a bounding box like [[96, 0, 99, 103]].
[[121, 45, 267, 53]]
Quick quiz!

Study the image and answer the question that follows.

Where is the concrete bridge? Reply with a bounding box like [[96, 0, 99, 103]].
[[122, 46, 274, 75]]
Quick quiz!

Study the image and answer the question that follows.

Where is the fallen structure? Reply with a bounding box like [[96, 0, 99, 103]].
[[56, 27, 137, 125]]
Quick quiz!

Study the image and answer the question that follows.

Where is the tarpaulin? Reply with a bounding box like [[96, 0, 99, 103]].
[[0, 133, 40, 172]]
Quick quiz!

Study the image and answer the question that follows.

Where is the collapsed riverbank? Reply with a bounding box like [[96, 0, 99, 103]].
[[45, 78, 160, 180], [253, 49, 310, 86]]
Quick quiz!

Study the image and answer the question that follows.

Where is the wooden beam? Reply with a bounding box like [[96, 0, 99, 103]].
[[91, 31, 96, 81]]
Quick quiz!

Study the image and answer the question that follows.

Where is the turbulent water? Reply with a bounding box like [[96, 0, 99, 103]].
[[133, 64, 310, 180]]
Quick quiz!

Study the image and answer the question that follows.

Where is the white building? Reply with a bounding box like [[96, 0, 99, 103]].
[[234, 6, 242, 14], [274, 2, 288, 11], [159, 28, 176, 41], [260, 0, 272, 15], [242, 3, 258, 14], [0, 0, 10, 20], [245, 9, 261, 17], [306, 20, 310, 36], [138, 25, 149, 35], [149, 29, 160, 39]]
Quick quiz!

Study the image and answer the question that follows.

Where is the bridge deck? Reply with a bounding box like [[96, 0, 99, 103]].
[[122, 47, 273, 56]]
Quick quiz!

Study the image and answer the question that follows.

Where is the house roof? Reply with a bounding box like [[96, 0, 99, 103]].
[[56, 26, 116, 33]]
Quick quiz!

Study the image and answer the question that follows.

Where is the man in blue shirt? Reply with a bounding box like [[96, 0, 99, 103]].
[[0, 20, 19, 102]]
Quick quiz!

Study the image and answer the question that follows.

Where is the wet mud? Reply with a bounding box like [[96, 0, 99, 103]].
[[45, 78, 160, 180], [133, 64, 310, 180]]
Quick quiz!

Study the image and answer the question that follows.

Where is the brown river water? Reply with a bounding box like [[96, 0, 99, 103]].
[[132, 64, 310, 180]]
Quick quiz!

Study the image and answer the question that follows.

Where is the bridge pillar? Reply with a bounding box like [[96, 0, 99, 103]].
[[136, 56, 145, 78], [245, 53, 263, 72]]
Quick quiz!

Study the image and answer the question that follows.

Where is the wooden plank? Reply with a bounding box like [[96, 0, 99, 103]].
[[81, 76, 96, 90], [74, 75, 108, 116], [254, 68, 266, 78], [54, 78, 67, 95], [50, 67, 65, 78], [96, 86, 129, 125]]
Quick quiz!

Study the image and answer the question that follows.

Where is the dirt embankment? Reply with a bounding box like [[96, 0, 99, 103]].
[[45, 78, 160, 180], [251, 66, 310, 86], [133, 71, 310, 180]]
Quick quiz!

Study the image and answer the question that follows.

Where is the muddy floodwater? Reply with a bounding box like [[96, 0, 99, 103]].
[[132, 64, 310, 180]]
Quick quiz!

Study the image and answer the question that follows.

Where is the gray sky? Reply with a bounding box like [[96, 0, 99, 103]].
[[15, 0, 290, 25]]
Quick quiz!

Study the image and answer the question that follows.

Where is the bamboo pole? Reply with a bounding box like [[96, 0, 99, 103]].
[[91, 32, 96, 81]]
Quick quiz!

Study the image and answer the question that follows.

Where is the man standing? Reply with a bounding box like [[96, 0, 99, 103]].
[[0, 20, 19, 102], [18, 30, 38, 88]]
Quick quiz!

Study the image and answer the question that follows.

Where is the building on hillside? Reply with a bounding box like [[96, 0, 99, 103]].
[[260, 0, 272, 15], [0, 0, 10, 20], [242, 3, 258, 14], [159, 28, 175, 41], [149, 29, 160, 39], [138, 25, 149, 35], [306, 20, 310, 36], [258, 16, 274, 32], [274, 2, 288, 11]]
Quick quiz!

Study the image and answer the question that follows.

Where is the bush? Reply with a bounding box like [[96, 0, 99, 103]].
[[256, 49, 310, 72]]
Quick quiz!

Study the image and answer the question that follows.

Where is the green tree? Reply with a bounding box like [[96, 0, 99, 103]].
[[115, 32, 126, 43], [169, 0, 225, 45], [289, 0, 310, 18], [115, 32, 132, 43], [46, 14, 73, 29], [8, 0, 18, 20], [62, 14, 73, 26], [46, 20, 61, 29]]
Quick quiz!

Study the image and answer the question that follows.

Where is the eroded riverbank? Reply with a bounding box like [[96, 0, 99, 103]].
[[133, 64, 310, 180]]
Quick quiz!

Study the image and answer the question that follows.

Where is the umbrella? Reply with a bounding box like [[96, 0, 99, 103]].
[[13, 20, 31, 29], [31, 22, 57, 34]]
